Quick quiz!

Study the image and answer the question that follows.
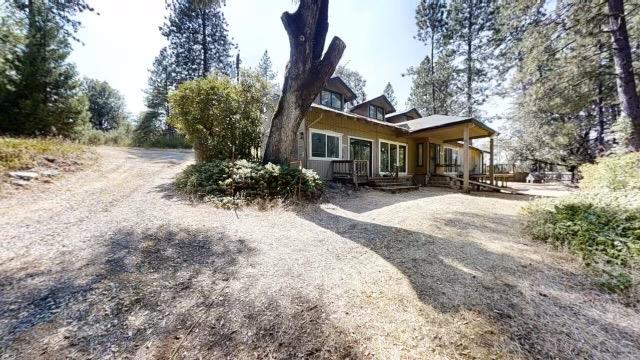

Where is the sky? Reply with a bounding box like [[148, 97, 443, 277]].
[[69, 0, 511, 119]]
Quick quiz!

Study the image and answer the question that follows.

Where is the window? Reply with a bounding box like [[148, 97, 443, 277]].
[[368, 104, 384, 120], [380, 142, 390, 172], [417, 143, 424, 167], [320, 90, 343, 110], [398, 145, 407, 173], [379, 140, 407, 174], [310, 129, 341, 160]]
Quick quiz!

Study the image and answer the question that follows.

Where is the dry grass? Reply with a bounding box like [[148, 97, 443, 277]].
[[0, 137, 86, 171], [0, 147, 638, 359], [0, 137, 92, 194]]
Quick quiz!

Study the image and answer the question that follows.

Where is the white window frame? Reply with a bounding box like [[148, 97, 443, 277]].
[[308, 128, 343, 161], [378, 138, 408, 175]]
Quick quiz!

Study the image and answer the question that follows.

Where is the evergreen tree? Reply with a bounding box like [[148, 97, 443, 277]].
[[406, 50, 463, 116], [496, 0, 622, 165], [0, 0, 89, 136], [145, 47, 175, 120], [334, 64, 367, 105], [82, 78, 128, 131], [415, 0, 448, 115], [257, 50, 277, 81], [447, 0, 498, 116], [161, 0, 234, 83], [383, 82, 397, 107]]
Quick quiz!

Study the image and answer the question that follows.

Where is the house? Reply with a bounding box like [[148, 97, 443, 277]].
[[292, 77, 498, 191]]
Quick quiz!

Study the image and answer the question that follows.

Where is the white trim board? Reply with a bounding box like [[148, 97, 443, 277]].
[[308, 128, 343, 161]]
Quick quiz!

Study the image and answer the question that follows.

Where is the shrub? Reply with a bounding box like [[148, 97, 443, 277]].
[[78, 125, 133, 146], [522, 154, 640, 293], [174, 160, 323, 204], [579, 152, 640, 191], [168, 70, 269, 162]]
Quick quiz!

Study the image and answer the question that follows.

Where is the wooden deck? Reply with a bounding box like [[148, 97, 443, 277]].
[[331, 160, 369, 188]]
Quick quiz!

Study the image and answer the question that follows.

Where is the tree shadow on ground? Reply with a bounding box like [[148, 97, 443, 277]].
[[296, 203, 640, 359], [0, 225, 361, 359], [324, 187, 449, 214]]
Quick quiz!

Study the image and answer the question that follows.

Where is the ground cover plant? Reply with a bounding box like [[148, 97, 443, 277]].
[[522, 153, 640, 293], [174, 159, 323, 205]]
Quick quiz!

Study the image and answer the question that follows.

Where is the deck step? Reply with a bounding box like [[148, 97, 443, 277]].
[[377, 185, 420, 193]]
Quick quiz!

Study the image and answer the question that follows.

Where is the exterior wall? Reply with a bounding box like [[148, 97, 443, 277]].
[[302, 108, 417, 179], [440, 143, 484, 175]]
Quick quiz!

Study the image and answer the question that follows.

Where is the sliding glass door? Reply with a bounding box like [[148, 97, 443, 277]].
[[380, 141, 407, 174]]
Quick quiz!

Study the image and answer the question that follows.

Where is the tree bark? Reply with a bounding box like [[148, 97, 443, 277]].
[[200, 8, 209, 78], [608, 0, 640, 150], [465, 3, 473, 117], [430, 31, 436, 115], [263, 0, 346, 164]]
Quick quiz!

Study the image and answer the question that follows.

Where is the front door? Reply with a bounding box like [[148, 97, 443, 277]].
[[349, 138, 372, 176]]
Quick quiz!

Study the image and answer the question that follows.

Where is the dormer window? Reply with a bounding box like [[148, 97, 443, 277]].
[[368, 104, 384, 120], [321, 90, 343, 110]]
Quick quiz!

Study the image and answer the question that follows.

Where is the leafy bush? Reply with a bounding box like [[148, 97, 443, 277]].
[[522, 154, 640, 293], [174, 160, 323, 204], [168, 70, 269, 162], [0, 137, 85, 171], [79, 126, 133, 146], [579, 152, 640, 191]]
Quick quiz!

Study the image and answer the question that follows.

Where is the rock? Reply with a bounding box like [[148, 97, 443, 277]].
[[8, 171, 39, 180], [10, 179, 31, 187], [41, 170, 60, 177], [43, 156, 57, 163]]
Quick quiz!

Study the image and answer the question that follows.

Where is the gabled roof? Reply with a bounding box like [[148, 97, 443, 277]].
[[395, 114, 497, 135], [386, 108, 422, 121], [349, 95, 396, 115], [325, 77, 357, 103]]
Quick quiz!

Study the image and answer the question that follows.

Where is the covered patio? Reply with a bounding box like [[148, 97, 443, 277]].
[[396, 115, 498, 192]]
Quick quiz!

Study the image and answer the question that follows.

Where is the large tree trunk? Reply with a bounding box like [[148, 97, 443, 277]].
[[608, 0, 640, 150], [263, 0, 345, 164]]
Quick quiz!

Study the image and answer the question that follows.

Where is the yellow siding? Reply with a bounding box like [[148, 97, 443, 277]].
[[303, 107, 419, 178]]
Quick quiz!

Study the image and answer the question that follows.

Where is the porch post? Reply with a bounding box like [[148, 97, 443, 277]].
[[489, 137, 495, 186], [463, 124, 470, 192]]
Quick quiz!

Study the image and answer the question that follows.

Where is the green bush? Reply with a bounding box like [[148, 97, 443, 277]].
[[78, 126, 133, 146], [522, 187, 640, 293], [174, 160, 323, 204], [168, 70, 269, 162], [579, 152, 640, 191]]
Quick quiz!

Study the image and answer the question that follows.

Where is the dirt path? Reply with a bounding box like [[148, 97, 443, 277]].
[[1, 147, 638, 359]]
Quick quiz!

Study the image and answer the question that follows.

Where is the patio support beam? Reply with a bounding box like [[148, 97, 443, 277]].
[[489, 137, 495, 186], [463, 124, 470, 192]]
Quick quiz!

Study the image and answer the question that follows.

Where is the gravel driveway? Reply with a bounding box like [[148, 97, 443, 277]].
[[1, 147, 638, 359]]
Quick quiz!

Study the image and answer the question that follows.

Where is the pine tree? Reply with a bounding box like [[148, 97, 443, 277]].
[[334, 64, 367, 105], [383, 82, 397, 107], [145, 47, 175, 119], [161, 0, 234, 83], [257, 50, 276, 81], [447, 0, 497, 116], [406, 50, 463, 116], [0, 0, 89, 136], [415, 0, 448, 115]]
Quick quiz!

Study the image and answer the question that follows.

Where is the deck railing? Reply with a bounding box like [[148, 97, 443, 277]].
[[436, 163, 461, 174], [331, 160, 369, 188]]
